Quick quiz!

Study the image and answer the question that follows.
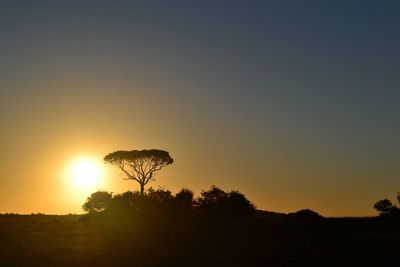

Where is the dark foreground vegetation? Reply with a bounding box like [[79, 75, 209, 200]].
[[1, 187, 400, 267], [374, 192, 400, 217]]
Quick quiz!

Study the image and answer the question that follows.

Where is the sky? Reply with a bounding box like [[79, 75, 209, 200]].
[[0, 0, 399, 216]]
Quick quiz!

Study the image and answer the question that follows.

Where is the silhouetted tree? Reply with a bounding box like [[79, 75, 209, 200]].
[[372, 193, 400, 217], [198, 186, 227, 205], [175, 188, 194, 206], [104, 149, 173, 195], [197, 186, 255, 218], [147, 187, 173, 204], [173, 188, 194, 215], [226, 190, 256, 217], [83, 191, 113, 213], [111, 191, 141, 211], [374, 199, 394, 215], [196, 186, 226, 216]]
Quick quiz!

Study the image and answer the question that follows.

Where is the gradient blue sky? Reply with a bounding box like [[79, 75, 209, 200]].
[[0, 1, 399, 216]]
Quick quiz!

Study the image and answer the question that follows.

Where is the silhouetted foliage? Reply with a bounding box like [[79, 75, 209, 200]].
[[136, 187, 174, 216], [104, 149, 173, 195], [82, 191, 113, 214], [196, 186, 255, 218], [374, 199, 393, 214], [172, 188, 194, 216], [175, 188, 194, 207], [288, 209, 323, 221], [226, 190, 256, 217], [110, 191, 141, 211], [197, 185, 226, 204], [373, 193, 400, 217], [147, 187, 173, 204], [83, 186, 255, 219], [374, 198, 399, 216]]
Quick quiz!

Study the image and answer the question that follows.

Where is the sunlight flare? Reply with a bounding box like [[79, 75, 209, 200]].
[[67, 157, 103, 191]]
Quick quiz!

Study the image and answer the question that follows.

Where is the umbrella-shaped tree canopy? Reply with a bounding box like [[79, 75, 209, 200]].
[[104, 149, 173, 195]]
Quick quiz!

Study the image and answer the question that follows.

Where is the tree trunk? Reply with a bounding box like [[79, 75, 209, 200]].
[[140, 183, 145, 195]]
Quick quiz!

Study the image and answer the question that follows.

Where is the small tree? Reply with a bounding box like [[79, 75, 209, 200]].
[[104, 149, 173, 195], [374, 199, 394, 215], [175, 188, 194, 205], [174, 188, 194, 214], [147, 187, 173, 204], [197, 186, 255, 217], [226, 190, 256, 217], [111, 191, 141, 210], [198, 186, 227, 206], [83, 191, 113, 213]]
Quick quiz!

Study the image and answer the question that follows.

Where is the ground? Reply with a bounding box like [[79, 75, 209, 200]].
[[0, 212, 399, 266]]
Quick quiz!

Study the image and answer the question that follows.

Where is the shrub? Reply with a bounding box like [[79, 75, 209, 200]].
[[373, 199, 399, 216], [197, 186, 255, 218], [288, 209, 323, 221], [82, 191, 113, 214]]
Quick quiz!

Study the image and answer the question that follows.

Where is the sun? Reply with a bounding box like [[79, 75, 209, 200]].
[[69, 158, 102, 189]]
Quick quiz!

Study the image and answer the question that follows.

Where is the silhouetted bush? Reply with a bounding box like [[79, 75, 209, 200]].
[[374, 197, 400, 217], [373, 192, 400, 217], [133, 187, 173, 216], [174, 188, 194, 207], [226, 190, 256, 216], [83, 186, 255, 219], [196, 186, 227, 215], [196, 186, 255, 218], [110, 191, 141, 212], [288, 209, 323, 221], [171, 188, 194, 217], [147, 187, 173, 204], [82, 191, 113, 214], [374, 199, 394, 215], [175, 188, 194, 204]]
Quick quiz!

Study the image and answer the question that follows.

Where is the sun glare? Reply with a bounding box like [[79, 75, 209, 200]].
[[69, 158, 102, 189]]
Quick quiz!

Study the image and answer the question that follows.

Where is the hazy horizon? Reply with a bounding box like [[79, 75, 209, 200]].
[[1, 0, 399, 216]]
